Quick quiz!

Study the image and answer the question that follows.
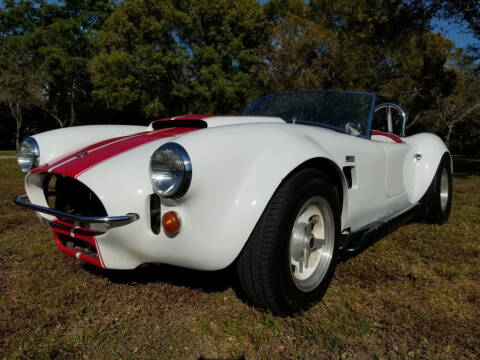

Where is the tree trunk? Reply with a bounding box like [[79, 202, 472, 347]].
[[70, 79, 77, 127], [43, 103, 65, 128], [16, 115, 21, 150], [407, 110, 426, 129], [454, 100, 480, 123], [445, 122, 454, 147], [8, 101, 22, 150]]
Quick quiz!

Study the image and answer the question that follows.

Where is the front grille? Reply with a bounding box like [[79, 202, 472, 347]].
[[57, 233, 99, 257], [43, 174, 107, 217]]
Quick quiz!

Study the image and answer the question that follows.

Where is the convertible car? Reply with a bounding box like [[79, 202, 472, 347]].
[[14, 90, 452, 315]]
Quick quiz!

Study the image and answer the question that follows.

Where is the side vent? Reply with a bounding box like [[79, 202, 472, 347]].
[[343, 166, 354, 189], [150, 194, 161, 234]]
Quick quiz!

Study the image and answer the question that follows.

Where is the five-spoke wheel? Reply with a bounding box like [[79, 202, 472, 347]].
[[289, 196, 335, 292], [236, 168, 340, 315]]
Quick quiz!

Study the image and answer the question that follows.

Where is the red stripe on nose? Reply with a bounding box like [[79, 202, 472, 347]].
[[34, 127, 199, 178]]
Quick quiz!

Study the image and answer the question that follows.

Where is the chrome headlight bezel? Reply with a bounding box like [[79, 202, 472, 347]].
[[149, 143, 192, 199], [17, 137, 40, 174]]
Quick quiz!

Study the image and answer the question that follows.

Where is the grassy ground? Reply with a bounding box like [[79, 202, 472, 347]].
[[0, 158, 479, 359], [0, 150, 16, 156]]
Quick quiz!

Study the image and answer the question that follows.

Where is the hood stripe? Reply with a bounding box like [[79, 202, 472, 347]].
[[33, 127, 199, 178], [32, 132, 148, 174]]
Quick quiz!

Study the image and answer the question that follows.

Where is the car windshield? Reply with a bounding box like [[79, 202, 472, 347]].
[[243, 90, 375, 137]]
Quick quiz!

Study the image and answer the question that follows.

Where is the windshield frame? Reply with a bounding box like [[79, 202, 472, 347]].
[[243, 90, 377, 139]]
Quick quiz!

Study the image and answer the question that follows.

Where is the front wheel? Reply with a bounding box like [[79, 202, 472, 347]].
[[236, 168, 340, 315]]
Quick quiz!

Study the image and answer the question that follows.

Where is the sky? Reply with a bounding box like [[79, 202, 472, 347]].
[[432, 19, 478, 48]]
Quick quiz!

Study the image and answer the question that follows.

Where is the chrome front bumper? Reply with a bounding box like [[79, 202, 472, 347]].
[[13, 194, 139, 232]]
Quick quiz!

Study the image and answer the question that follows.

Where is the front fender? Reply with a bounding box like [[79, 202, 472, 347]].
[[167, 123, 344, 270]]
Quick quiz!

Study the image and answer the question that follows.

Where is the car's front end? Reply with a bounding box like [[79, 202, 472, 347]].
[[15, 123, 205, 269], [14, 115, 305, 271]]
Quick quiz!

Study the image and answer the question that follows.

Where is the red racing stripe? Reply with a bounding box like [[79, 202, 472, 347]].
[[51, 220, 104, 268], [31, 132, 148, 175], [33, 127, 199, 178]]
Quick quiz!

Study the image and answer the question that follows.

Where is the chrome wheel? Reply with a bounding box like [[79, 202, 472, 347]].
[[440, 167, 449, 212], [289, 196, 335, 292]]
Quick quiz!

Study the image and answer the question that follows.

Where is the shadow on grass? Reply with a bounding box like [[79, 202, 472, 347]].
[[86, 262, 239, 294]]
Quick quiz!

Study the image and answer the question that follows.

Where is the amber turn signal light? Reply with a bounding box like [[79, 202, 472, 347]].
[[162, 211, 181, 237]]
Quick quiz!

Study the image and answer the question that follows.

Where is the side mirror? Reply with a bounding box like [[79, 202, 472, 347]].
[[374, 103, 407, 137]]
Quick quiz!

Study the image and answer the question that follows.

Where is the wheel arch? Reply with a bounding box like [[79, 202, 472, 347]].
[[282, 157, 348, 225], [232, 156, 347, 278]]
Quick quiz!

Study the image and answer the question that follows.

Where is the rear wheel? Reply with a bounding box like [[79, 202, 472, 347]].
[[423, 153, 452, 224], [236, 168, 340, 315]]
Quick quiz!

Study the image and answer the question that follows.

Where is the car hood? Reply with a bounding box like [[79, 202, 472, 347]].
[[31, 115, 285, 179], [31, 127, 199, 179]]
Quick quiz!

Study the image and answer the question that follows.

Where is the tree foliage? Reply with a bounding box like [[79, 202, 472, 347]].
[[0, 42, 45, 148], [0, 0, 114, 148], [0, 0, 479, 153], [90, 0, 267, 117]]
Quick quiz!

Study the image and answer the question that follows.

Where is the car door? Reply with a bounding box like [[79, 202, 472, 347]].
[[383, 142, 411, 197], [372, 103, 413, 218]]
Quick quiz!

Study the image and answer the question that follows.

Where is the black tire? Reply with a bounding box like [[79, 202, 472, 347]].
[[423, 153, 452, 224], [236, 168, 341, 315]]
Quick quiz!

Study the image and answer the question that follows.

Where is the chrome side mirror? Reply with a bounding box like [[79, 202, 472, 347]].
[[374, 103, 407, 137]]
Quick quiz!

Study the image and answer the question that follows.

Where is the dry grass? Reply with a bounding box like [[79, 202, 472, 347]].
[[0, 150, 16, 156], [0, 157, 479, 359]]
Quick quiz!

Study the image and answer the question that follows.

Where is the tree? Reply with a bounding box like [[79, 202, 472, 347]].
[[419, 52, 480, 148], [0, 0, 478, 154], [0, 0, 115, 128], [91, 0, 267, 118], [261, 0, 455, 101], [258, 0, 337, 92], [0, 43, 45, 149], [90, 0, 187, 118], [382, 32, 457, 128], [32, 0, 115, 127], [175, 0, 268, 114]]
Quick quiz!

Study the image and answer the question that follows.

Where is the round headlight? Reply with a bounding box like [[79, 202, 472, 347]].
[[150, 143, 192, 199], [17, 137, 40, 173]]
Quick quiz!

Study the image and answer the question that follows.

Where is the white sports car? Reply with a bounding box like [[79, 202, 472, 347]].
[[15, 90, 452, 315]]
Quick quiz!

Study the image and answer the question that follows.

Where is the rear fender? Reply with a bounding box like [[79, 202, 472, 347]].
[[403, 133, 450, 203]]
